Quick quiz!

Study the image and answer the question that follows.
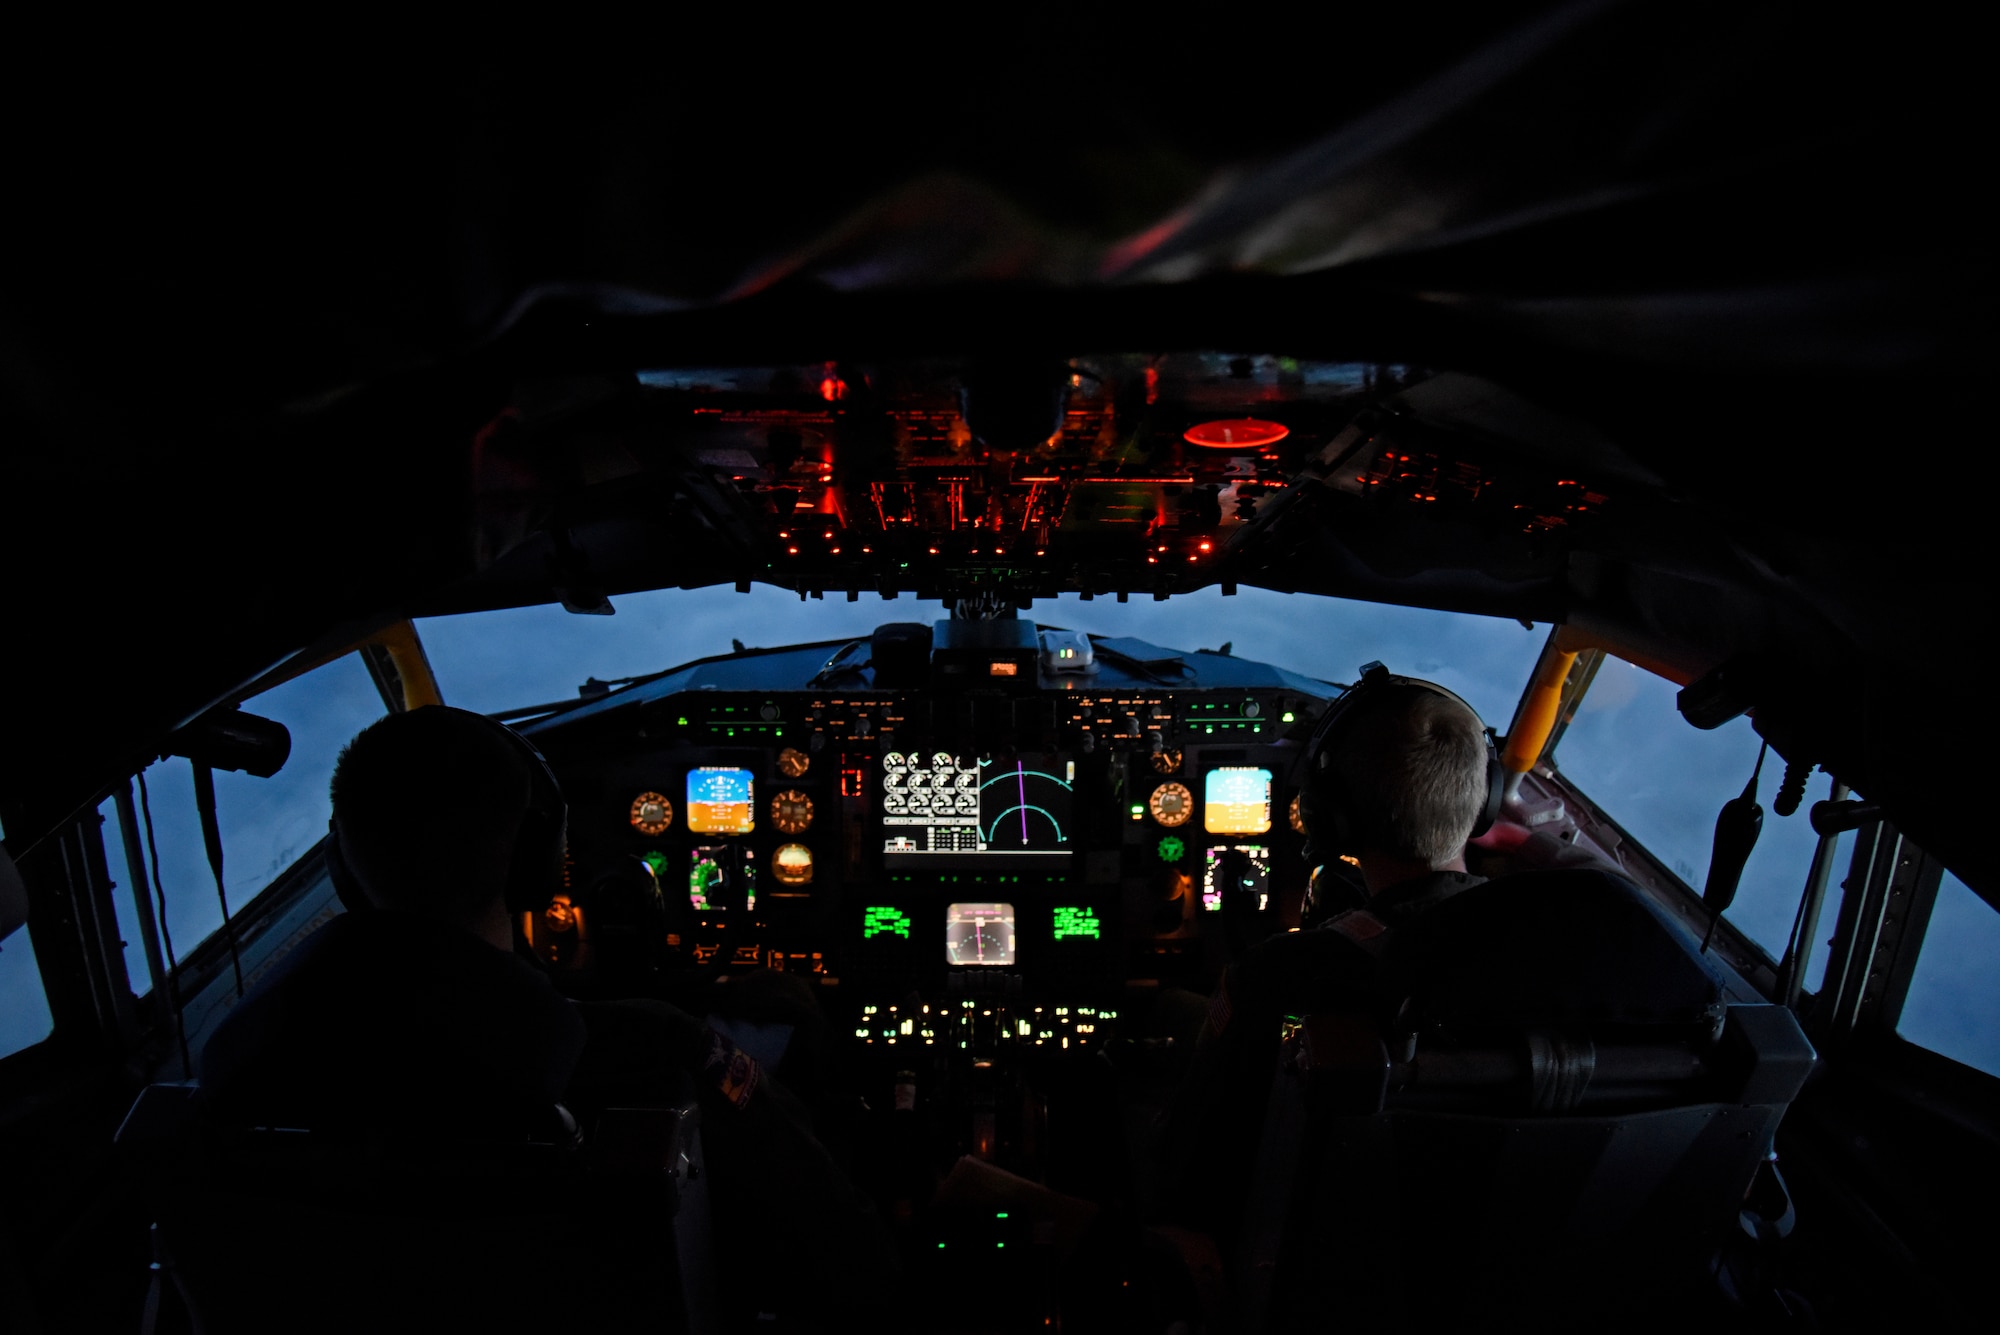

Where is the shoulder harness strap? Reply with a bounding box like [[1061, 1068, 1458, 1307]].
[[1323, 908, 1396, 959]]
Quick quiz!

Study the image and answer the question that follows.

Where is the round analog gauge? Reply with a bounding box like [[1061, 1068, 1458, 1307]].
[[772, 843, 814, 886], [629, 791, 674, 836], [1148, 781, 1194, 827], [1150, 748, 1183, 775], [777, 747, 810, 778], [1289, 793, 1307, 835], [771, 789, 815, 835]]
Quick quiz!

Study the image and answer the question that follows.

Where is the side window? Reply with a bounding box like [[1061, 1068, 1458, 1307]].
[[102, 653, 385, 969], [1548, 658, 1831, 963], [1896, 872, 2000, 1078], [0, 929, 55, 1059]]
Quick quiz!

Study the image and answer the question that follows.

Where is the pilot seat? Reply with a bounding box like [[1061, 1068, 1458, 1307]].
[[115, 908, 715, 1334], [1229, 868, 1816, 1331]]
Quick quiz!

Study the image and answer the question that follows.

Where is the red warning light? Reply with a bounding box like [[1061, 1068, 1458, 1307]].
[[1184, 418, 1289, 449], [820, 376, 847, 402]]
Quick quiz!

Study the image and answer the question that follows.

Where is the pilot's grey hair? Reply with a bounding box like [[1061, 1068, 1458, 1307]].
[[1331, 685, 1489, 867]]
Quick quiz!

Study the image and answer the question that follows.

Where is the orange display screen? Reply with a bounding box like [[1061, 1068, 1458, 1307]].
[[1203, 767, 1272, 835], [687, 767, 755, 835]]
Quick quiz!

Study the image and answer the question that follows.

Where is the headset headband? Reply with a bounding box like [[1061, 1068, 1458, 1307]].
[[1299, 662, 1504, 863]]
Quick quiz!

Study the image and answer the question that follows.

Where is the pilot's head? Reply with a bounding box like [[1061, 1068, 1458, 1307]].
[[329, 705, 550, 931], [1319, 683, 1489, 873]]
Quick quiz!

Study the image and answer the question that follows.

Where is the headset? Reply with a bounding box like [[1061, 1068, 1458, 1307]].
[[326, 707, 569, 918], [1297, 661, 1504, 865]]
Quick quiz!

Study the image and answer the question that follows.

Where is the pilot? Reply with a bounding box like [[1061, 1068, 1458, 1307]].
[[198, 705, 894, 1324], [199, 704, 596, 1139], [1164, 665, 1732, 1252]]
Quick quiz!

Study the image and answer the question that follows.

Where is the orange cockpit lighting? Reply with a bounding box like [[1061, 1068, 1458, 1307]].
[[1183, 418, 1289, 449]]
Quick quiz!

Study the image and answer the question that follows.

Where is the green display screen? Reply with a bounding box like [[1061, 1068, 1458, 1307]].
[[1053, 906, 1101, 940], [864, 906, 912, 939]]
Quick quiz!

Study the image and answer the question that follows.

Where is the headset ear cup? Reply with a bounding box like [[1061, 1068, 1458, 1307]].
[[505, 818, 566, 916], [325, 820, 372, 914], [1296, 786, 1322, 865], [1471, 754, 1505, 840], [1296, 781, 1353, 861]]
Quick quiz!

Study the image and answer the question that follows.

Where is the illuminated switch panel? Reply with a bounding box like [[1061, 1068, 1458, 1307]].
[[1183, 699, 1269, 736], [766, 949, 828, 974], [1066, 696, 1171, 742], [853, 1001, 1119, 1051]]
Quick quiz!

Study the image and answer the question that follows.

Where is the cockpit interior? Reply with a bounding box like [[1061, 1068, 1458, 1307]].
[[3, 6, 1994, 1333]]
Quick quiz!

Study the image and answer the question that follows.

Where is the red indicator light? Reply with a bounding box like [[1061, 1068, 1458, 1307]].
[[1184, 418, 1289, 449], [820, 377, 847, 402], [1199, 541, 1212, 552]]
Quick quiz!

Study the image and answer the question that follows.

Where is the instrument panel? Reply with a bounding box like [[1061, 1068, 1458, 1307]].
[[539, 680, 1329, 1008]]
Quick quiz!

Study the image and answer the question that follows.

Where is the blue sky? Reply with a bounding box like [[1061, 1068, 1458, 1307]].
[[5, 584, 1994, 1075]]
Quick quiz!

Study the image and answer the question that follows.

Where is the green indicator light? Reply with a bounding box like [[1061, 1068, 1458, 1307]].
[[995, 1212, 1009, 1219], [1130, 803, 1145, 820], [996, 1242, 1006, 1249], [1157, 836, 1186, 864], [1053, 907, 1101, 940], [863, 906, 912, 939], [639, 850, 669, 879], [677, 716, 689, 726], [937, 1242, 947, 1249]]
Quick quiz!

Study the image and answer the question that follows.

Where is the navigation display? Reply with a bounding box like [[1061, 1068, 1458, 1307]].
[[1204, 767, 1272, 835], [881, 752, 1073, 866], [690, 844, 757, 913], [945, 902, 1017, 966], [1202, 844, 1271, 912], [688, 767, 755, 835]]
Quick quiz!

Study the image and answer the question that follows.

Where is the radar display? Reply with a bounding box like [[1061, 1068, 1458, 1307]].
[[882, 752, 1073, 866], [945, 902, 1017, 966]]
